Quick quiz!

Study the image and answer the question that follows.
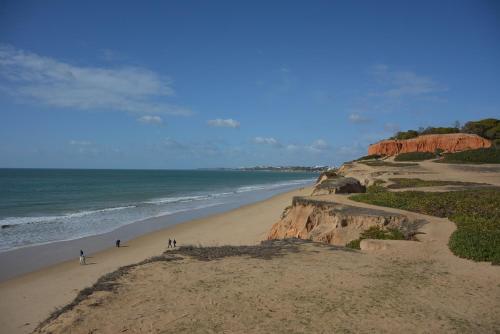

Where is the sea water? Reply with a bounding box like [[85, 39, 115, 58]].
[[0, 169, 315, 252]]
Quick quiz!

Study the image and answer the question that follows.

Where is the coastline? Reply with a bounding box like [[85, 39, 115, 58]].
[[0, 180, 313, 282], [0, 185, 312, 334]]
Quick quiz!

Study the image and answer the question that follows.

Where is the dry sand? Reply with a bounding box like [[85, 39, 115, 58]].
[[0, 187, 312, 334]]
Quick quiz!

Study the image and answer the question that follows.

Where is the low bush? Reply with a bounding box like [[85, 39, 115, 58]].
[[355, 154, 383, 161], [419, 127, 460, 135], [462, 118, 499, 140], [387, 178, 481, 189], [395, 152, 436, 161], [350, 189, 500, 263], [366, 179, 387, 193], [391, 130, 419, 140], [438, 148, 500, 164], [359, 161, 418, 167], [346, 226, 405, 249]]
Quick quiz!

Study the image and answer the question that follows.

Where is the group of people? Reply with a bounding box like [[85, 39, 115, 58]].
[[79, 237, 178, 265], [167, 238, 177, 248], [79, 239, 121, 265]]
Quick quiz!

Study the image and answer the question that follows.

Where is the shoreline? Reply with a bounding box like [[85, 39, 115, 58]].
[[0, 182, 313, 282], [0, 185, 312, 334]]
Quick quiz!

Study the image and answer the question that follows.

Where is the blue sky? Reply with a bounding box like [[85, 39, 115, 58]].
[[0, 0, 499, 169]]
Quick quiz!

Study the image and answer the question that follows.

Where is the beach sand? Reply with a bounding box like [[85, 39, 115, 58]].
[[0, 186, 312, 334]]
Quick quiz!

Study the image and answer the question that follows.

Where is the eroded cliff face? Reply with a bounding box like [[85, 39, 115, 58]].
[[368, 133, 491, 156], [312, 176, 366, 195], [267, 197, 411, 246]]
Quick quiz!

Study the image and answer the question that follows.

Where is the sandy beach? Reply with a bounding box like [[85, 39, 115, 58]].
[[0, 186, 312, 334]]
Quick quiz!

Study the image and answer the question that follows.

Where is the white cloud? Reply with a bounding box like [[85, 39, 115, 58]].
[[138, 115, 163, 124], [371, 64, 446, 98], [207, 118, 240, 128], [348, 113, 371, 123], [253, 137, 281, 147], [0, 44, 191, 115]]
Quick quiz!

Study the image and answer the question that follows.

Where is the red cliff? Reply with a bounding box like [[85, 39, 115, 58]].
[[368, 133, 492, 156]]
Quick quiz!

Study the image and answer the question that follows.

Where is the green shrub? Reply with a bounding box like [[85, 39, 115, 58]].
[[462, 118, 500, 140], [449, 215, 500, 264], [366, 180, 388, 193], [391, 130, 419, 140], [387, 178, 481, 189], [359, 161, 418, 167], [355, 154, 383, 161], [438, 148, 500, 164], [345, 226, 406, 250], [350, 189, 500, 263], [419, 127, 460, 135], [394, 152, 436, 161], [346, 238, 361, 249], [384, 118, 499, 144], [485, 124, 500, 141]]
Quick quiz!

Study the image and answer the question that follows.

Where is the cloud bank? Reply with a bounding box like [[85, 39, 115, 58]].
[[0, 44, 191, 115]]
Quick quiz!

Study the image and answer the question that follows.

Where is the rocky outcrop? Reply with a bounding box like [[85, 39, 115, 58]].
[[312, 176, 366, 195], [315, 170, 337, 184], [368, 133, 491, 156], [267, 197, 413, 246]]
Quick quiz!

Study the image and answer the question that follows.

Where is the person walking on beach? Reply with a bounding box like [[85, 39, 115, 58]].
[[168, 238, 172, 248], [116, 239, 121, 247], [79, 249, 86, 265], [173, 239, 177, 248]]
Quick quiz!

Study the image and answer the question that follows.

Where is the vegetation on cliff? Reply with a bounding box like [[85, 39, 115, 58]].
[[389, 118, 499, 144], [391, 127, 458, 140], [346, 226, 406, 249], [387, 178, 482, 189], [354, 154, 384, 161], [350, 189, 500, 264], [394, 152, 436, 161], [359, 160, 418, 167], [438, 147, 500, 164], [462, 118, 500, 145]]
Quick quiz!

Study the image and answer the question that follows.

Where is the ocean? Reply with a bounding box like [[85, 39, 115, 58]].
[[0, 169, 315, 252]]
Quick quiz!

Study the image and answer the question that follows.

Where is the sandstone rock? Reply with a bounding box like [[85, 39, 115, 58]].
[[315, 170, 338, 184], [267, 197, 410, 246], [368, 133, 491, 156], [312, 176, 366, 195]]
